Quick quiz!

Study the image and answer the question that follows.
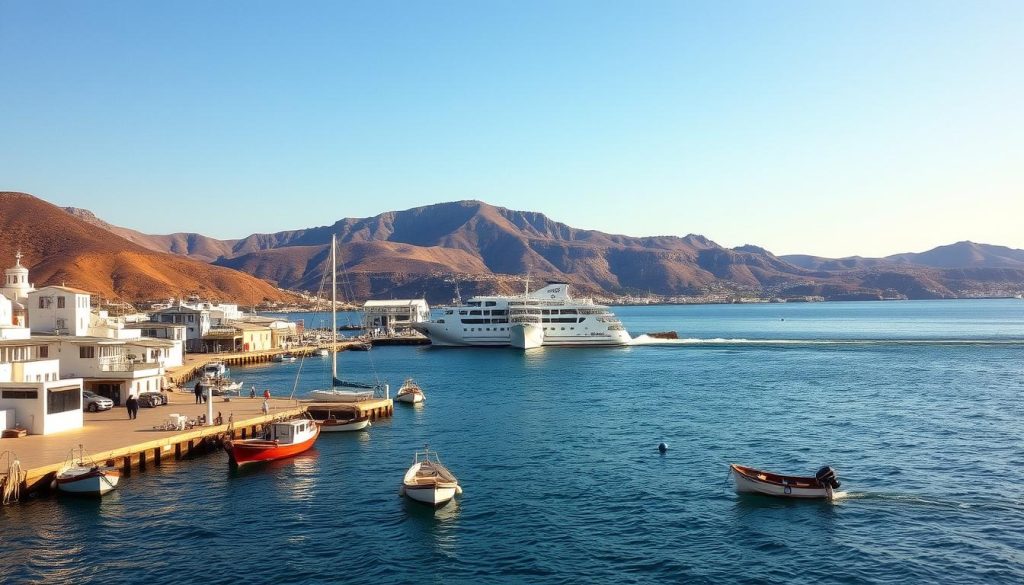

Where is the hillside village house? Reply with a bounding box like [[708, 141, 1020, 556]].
[[150, 305, 211, 352]]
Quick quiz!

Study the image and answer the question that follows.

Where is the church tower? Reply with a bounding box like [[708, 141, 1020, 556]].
[[2, 250, 35, 304]]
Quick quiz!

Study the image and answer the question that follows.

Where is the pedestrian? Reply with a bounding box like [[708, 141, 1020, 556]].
[[194, 381, 202, 404], [250, 385, 256, 399], [261, 398, 270, 415], [126, 393, 139, 420], [263, 389, 271, 400]]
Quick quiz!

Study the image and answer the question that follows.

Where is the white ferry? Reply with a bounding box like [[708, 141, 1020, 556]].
[[413, 283, 631, 348]]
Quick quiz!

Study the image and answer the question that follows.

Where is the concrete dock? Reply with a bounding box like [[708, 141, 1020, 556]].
[[1, 389, 393, 502]]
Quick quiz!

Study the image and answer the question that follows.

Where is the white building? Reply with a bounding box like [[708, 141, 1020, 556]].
[[181, 301, 243, 325], [149, 305, 211, 352], [37, 335, 164, 405], [363, 299, 431, 333], [28, 285, 92, 336], [1, 251, 35, 305], [0, 339, 84, 435], [0, 294, 31, 341]]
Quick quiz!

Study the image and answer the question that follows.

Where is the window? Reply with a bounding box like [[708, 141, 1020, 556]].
[[2, 390, 37, 399], [55, 318, 65, 330], [39, 346, 48, 358], [80, 346, 95, 358], [48, 387, 81, 414], [187, 315, 195, 323], [57, 297, 65, 308]]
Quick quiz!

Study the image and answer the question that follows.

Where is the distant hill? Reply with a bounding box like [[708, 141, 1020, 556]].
[[1, 192, 297, 304], [57, 197, 1024, 302]]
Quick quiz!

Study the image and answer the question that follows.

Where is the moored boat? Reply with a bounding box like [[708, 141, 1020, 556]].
[[272, 353, 297, 363], [309, 405, 371, 432], [224, 418, 320, 467], [56, 445, 120, 496], [395, 378, 425, 404], [400, 447, 462, 507], [730, 464, 842, 499]]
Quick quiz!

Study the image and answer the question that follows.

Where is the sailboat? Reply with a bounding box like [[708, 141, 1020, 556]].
[[309, 235, 385, 403]]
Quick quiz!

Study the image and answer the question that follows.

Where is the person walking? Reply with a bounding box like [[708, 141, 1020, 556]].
[[126, 394, 139, 420], [194, 381, 202, 404]]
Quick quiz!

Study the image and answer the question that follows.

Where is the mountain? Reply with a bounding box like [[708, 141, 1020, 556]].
[[2, 192, 297, 304], [59, 198, 1024, 302], [886, 241, 1024, 269]]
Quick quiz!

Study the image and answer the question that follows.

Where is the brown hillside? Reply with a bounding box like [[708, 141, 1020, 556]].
[[1, 192, 296, 303]]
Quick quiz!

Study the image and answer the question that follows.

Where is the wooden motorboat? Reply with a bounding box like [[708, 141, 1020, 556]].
[[224, 418, 320, 467], [272, 353, 297, 363], [400, 448, 462, 507], [308, 405, 371, 432], [395, 378, 425, 404], [56, 445, 120, 496], [730, 464, 842, 499]]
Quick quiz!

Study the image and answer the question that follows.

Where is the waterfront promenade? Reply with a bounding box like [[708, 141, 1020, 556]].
[[4, 391, 304, 490]]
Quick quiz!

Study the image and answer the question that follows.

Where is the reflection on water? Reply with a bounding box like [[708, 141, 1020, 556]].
[[402, 496, 461, 556]]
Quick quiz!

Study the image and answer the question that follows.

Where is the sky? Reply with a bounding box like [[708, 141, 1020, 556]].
[[1, 1, 1021, 258]]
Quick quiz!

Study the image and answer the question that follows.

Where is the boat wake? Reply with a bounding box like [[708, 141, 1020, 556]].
[[628, 335, 1024, 348]]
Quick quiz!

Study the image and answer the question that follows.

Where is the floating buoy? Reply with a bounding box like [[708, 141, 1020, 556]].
[[658, 442, 668, 453]]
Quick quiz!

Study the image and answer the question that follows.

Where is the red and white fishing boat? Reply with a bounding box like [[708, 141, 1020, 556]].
[[56, 445, 121, 496], [400, 447, 462, 507], [730, 464, 842, 500], [224, 418, 320, 467]]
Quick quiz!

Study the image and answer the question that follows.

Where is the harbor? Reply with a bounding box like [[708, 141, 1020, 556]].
[[3, 388, 394, 501]]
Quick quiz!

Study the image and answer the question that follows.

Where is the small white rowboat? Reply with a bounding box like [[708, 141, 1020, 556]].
[[395, 378, 425, 404], [401, 448, 462, 507], [730, 464, 842, 500]]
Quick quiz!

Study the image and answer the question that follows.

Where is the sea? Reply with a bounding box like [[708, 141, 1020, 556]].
[[2, 300, 1022, 584]]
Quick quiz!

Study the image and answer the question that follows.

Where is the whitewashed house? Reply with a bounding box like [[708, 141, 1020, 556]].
[[0, 339, 84, 435], [37, 335, 164, 405], [149, 305, 211, 352], [28, 285, 92, 336]]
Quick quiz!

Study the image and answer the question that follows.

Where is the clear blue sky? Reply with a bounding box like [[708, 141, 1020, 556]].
[[1, 1, 1021, 257]]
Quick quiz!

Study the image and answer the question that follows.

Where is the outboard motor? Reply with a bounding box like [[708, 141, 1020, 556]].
[[815, 466, 841, 489]]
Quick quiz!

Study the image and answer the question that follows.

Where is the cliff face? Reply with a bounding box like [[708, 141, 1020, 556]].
[[2, 192, 297, 303], [53, 196, 1024, 302]]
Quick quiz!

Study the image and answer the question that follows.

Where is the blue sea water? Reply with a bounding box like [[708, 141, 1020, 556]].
[[2, 300, 1023, 584]]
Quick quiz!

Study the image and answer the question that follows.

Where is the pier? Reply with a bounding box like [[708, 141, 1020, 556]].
[[165, 341, 362, 386], [1, 389, 393, 503]]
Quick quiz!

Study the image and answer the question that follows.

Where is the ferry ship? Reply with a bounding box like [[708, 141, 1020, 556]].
[[413, 283, 631, 348]]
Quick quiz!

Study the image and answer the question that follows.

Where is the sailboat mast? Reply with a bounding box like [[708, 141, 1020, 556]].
[[331, 235, 337, 381]]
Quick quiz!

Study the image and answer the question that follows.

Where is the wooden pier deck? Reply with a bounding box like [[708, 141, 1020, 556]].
[[1, 389, 392, 502]]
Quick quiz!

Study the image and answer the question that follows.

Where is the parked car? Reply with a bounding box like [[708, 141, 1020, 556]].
[[82, 391, 113, 412], [138, 392, 167, 408]]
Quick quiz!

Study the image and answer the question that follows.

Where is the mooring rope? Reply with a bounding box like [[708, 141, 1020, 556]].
[[1, 451, 23, 505]]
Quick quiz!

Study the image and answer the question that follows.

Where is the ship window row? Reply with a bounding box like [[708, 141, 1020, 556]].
[[460, 310, 507, 316], [463, 328, 508, 332], [461, 318, 510, 324], [541, 317, 584, 324]]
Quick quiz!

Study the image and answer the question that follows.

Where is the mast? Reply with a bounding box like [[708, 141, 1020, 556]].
[[331, 235, 337, 382]]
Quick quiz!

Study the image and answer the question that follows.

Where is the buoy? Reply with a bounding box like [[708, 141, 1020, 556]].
[[658, 442, 668, 453]]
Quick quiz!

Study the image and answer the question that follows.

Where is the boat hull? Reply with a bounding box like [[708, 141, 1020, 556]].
[[225, 426, 320, 466], [509, 323, 544, 349], [308, 390, 374, 402], [395, 393, 423, 403], [730, 464, 835, 499], [317, 417, 371, 432], [403, 484, 457, 507], [56, 466, 120, 496]]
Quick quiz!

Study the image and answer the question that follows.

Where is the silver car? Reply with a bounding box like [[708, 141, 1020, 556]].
[[82, 391, 114, 412]]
